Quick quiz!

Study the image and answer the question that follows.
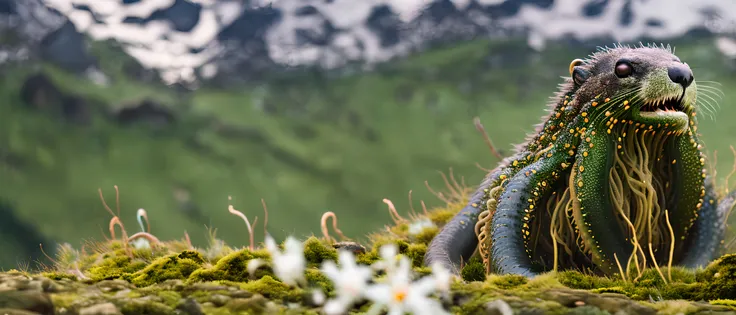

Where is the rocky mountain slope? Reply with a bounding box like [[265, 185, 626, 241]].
[[3, 0, 736, 86]]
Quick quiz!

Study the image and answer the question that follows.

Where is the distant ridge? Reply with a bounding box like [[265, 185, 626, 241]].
[[2, 0, 735, 84]]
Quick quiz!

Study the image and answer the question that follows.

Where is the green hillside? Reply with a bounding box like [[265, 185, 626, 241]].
[[1, 36, 734, 271]]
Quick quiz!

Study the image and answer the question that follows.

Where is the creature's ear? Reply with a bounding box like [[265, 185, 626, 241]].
[[569, 59, 590, 85], [569, 59, 584, 76]]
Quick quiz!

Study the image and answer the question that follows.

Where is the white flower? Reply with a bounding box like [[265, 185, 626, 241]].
[[364, 256, 449, 315], [408, 218, 436, 236], [320, 250, 373, 315], [485, 299, 513, 315], [371, 243, 399, 273], [264, 235, 306, 287], [429, 262, 453, 295], [246, 258, 265, 276], [312, 289, 326, 306], [130, 237, 150, 249]]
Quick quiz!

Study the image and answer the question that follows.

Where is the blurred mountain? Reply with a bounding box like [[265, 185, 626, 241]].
[[1, 0, 735, 87]]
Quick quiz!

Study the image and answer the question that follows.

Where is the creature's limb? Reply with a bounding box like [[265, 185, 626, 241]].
[[570, 130, 634, 276], [679, 181, 736, 269], [666, 132, 707, 259], [491, 158, 565, 277], [424, 170, 499, 275]]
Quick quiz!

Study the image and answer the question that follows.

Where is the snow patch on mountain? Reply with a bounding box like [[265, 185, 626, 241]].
[[11, 0, 736, 84]]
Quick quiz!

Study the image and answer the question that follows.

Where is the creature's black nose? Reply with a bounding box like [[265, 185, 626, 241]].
[[668, 65, 693, 88]]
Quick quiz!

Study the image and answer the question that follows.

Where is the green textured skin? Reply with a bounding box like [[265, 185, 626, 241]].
[[571, 126, 631, 275], [424, 44, 736, 278], [666, 129, 707, 257]]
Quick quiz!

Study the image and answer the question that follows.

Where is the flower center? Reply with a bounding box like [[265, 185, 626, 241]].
[[393, 289, 407, 303]]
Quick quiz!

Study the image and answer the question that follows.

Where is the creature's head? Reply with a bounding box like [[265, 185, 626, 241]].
[[569, 44, 698, 134]]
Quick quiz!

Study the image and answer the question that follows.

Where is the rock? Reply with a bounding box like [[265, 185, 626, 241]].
[[208, 294, 230, 307], [175, 298, 203, 315], [145, 0, 201, 33], [112, 290, 133, 299], [79, 303, 122, 315], [19, 73, 62, 112], [541, 289, 657, 315], [95, 280, 133, 293], [332, 242, 366, 255], [114, 100, 175, 130], [186, 283, 229, 292], [39, 21, 96, 73], [225, 294, 268, 314], [228, 290, 253, 299], [0, 308, 41, 315], [484, 299, 513, 315], [37, 279, 62, 294], [157, 280, 185, 292], [19, 73, 92, 124], [119, 299, 174, 315], [0, 291, 54, 315]]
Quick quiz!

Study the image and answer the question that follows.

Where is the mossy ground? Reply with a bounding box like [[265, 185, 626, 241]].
[[2, 189, 736, 315]]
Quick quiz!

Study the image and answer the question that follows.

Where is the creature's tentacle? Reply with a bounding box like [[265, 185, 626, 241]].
[[571, 129, 633, 276], [424, 168, 502, 275], [491, 157, 566, 277], [679, 182, 736, 269], [666, 131, 707, 258]]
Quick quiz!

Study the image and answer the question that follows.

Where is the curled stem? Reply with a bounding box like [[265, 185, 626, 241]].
[[473, 116, 503, 160], [382, 198, 406, 224], [136, 208, 150, 233], [228, 198, 255, 250], [128, 232, 161, 245], [320, 211, 347, 243]]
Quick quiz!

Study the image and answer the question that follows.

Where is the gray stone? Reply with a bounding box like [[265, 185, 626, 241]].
[[79, 303, 122, 315], [0, 291, 54, 315]]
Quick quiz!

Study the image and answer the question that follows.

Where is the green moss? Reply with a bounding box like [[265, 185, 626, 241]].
[[388, 223, 410, 236], [426, 206, 461, 226], [50, 293, 79, 309], [413, 225, 439, 245], [647, 300, 701, 315], [355, 250, 380, 265], [240, 275, 301, 302], [414, 266, 433, 277], [156, 291, 183, 307], [41, 271, 77, 281], [460, 256, 486, 282], [630, 268, 668, 288], [303, 237, 338, 266], [525, 273, 565, 291], [488, 274, 528, 289], [87, 255, 147, 282], [657, 282, 705, 300], [129, 251, 206, 287], [383, 239, 411, 254], [305, 268, 334, 294], [188, 248, 271, 283], [556, 271, 619, 290], [697, 254, 736, 300], [710, 299, 736, 309], [405, 243, 427, 267], [354, 238, 412, 267]]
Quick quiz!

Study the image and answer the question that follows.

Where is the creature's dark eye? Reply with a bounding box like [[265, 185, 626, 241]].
[[614, 60, 633, 78]]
